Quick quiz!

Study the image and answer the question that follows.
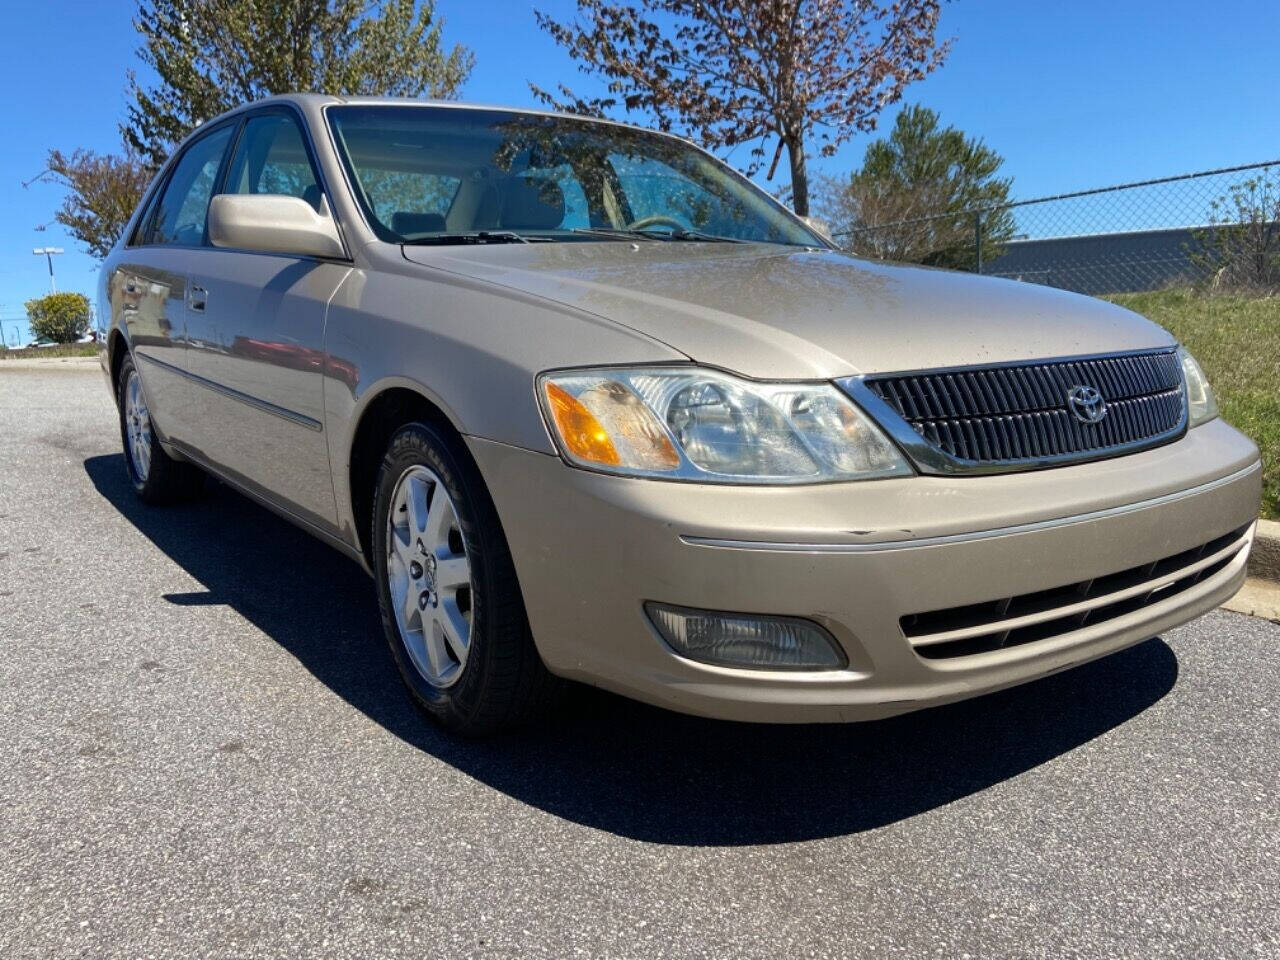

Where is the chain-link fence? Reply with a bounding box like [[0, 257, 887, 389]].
[[831, 160, 1280, 295]]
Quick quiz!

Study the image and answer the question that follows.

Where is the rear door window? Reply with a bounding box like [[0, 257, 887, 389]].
[[146, 124, 235, 246]]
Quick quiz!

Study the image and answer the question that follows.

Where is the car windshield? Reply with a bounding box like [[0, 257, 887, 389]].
[[326, 105, 824, 247]]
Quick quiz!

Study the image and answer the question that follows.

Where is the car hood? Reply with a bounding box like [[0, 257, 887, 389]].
[[401, 242, 1174, 379]]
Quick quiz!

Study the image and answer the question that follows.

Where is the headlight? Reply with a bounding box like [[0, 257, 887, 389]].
[[1178, 347, 1219, 427], [538, 366, 911, 483]]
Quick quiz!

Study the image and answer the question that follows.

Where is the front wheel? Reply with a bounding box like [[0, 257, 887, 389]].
[[372, 422, 558, 735], [117, 354, 203, 504]]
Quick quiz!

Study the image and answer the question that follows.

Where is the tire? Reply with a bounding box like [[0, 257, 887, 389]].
[[117, 353, 204, 504], [372, 421, 559, 735]]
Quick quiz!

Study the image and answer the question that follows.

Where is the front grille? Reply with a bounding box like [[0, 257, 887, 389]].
[[901, 523, 1252, 660], [859, 349, 1186, 470]]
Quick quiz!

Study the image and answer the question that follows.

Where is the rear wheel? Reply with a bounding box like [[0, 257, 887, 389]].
[[372, 422, 558, 735], [116, 354, 203, 504]]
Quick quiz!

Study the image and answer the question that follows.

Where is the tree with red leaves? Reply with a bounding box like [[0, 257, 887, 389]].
[[533, 0, 953, 216]]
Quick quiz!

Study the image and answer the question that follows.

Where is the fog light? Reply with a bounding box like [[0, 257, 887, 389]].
[[645, 602, 846, 670]]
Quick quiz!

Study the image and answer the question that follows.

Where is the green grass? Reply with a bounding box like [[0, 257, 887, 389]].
[[0, 342, 99, 360], [1107, 288, 1280, 520]]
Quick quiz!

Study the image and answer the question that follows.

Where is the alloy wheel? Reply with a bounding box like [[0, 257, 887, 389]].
[[124, 369, 152, 482], [386, 464, 474, 687]]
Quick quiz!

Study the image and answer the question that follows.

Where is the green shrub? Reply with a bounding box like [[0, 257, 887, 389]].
[[25, 292, 91, 344]]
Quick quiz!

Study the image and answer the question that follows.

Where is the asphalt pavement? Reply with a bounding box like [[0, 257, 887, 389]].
[[1, 364, 1277, 959]]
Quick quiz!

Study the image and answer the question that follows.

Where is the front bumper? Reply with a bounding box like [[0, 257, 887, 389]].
[[469, 418, 1262, 723]]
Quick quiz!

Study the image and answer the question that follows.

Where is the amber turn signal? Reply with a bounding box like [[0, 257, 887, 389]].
[[544, 381, 622, 466]]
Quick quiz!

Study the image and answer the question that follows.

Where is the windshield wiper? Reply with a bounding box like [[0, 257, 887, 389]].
[[569, 227, 663, 242], [665, 228, 744, 243], [401, 231, 531, 246], [570, 226, 743, 243]]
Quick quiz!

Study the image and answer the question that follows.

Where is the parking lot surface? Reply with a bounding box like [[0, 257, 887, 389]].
[[2, 365, 1277, 959]]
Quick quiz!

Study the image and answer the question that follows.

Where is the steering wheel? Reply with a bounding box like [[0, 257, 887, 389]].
[[625, 214, 687, 233]]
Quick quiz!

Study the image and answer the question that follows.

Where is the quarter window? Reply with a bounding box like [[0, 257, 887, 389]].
[[146, 125, 234, 246], [128, 184, 164, 246]]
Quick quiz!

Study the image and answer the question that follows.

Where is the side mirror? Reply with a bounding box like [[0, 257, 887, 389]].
[[208, 194, 345, 259], [799, 215, 833, 242]]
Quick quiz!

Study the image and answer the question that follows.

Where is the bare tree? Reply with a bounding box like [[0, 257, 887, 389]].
[[533, 0, 952, 216], [1193, 172, 1280, 293]]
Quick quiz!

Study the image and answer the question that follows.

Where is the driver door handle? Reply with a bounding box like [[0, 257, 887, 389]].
[[190, 285, 208, 312]]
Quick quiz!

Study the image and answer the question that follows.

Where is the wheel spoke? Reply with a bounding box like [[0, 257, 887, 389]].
[[438, 598, 470, 663], [435, 555, 470, 590], [388, 483, 408, 562], [402, 583, 422, 628], [424, 485, 452, 547], [388, 556, 413, 619], [404, 475, 429, 540], [388, 522, 415, 569], [424, 616, 454, 676]]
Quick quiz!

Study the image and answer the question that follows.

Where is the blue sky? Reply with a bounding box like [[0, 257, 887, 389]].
[[2, 0, 1277, 345]]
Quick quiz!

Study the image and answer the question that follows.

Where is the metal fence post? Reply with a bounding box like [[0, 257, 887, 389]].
[[974, 211, 983, 275]]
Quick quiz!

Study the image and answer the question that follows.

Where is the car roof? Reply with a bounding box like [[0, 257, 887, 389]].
[[202, 93, 693, 147]]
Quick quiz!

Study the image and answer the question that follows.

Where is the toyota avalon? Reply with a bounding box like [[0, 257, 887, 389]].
[[100, 95, 1261, 733]]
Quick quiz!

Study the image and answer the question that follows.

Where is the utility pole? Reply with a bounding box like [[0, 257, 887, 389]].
[[33, 246, 64, 294]]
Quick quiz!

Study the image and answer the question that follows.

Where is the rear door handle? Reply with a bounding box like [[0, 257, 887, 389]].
[[190, 284, 208, 312]]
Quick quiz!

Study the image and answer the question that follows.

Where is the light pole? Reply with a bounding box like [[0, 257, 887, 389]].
[[0, 304, 13, 349], [33, 246, 64, 294], [0, 311, 18, 349]]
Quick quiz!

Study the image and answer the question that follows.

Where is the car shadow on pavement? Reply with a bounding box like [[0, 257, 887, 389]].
[[87, 453, 1179, 846]]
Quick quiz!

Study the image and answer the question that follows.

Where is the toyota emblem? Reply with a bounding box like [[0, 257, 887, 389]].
[[1066, 384, 1108, 424]]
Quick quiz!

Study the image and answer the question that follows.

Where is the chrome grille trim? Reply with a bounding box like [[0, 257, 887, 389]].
[[839, 348, 1188, 475]]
